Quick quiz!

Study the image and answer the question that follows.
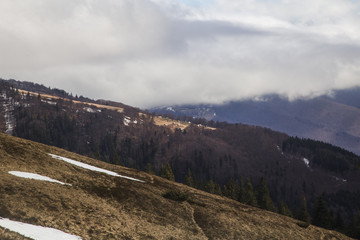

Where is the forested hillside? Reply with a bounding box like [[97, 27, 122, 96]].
[[1, 133, 354, 240], [152, 90, 360, 155], [1, 79, 360, 238]]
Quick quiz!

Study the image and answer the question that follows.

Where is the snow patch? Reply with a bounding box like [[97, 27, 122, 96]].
[[332, 176, 347, 183], [303, 158, 310, 168], [123, 116, 138, 126], [48, 154, 144, 183], [41, 99, 57, 105], [166, 107, 175, 112], [8, 171, 71, 186], [1, 91, 15, 135], [83, 107, 101, 113], [0, 217, 81, 240], [123, 116, 131, 126], [83, 107, 95, 113], [276, 145, 284, 155]]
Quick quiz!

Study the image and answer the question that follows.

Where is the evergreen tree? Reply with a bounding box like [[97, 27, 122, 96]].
[[113, 152, 121, 165], [205, 179, 216, 194], [278, 201, 292, 217], [237, 176, 245, 203], [297, 196, 310, 224], [312, 196, 332, 229], [243, 178, 257, 207], [144, 163, 155, 175], [346, 212, 360, 239], [214, 183, 223, 196], [159, 163, 175, 181], [184, 168, 195, 187], [334, 211, 344, 232], [96, 149, 101, 161], [256, 176, 275, 211], [225, 178, 237, 200]]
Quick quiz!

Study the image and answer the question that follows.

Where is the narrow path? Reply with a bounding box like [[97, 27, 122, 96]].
[[183, 202, 208, 240]]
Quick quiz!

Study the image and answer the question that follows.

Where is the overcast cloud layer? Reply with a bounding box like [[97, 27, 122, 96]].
[[1, 0, 360, 107]]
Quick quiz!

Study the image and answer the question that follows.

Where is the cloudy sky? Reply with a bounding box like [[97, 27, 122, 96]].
[[1, 0, 360, 108]]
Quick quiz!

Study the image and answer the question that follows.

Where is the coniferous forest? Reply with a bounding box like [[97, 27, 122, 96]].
[[1, 79, 360, 238]]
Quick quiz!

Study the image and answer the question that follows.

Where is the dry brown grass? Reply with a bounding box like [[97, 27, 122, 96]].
[[152, 116, 215, 132], [19, 89, 218, 132], [18, 90, 124, 113], [0, 133, 352, 240]]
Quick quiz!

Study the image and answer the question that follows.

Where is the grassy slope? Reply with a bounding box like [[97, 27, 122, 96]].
[[0, 133, 352, 240]]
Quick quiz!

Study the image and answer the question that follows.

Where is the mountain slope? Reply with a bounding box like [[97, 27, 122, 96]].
[[1, 79, 360, 235], [152, 90, 360, 155], [0, 133, 353, 240]]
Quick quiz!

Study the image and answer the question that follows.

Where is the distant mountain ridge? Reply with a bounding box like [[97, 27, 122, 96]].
[[152, 88, 360, 155]]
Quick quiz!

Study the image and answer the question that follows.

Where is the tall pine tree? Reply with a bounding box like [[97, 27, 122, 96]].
[[237, 176, 245, 203], [278, 201, 292, 217], [256, 176, 275, 212], [312, 196, 332, 229], [243, 178, 257, 207], [224, 178, 237, 200], [205, 179, 216, 194], [297, 196, 310, 224], [159, 163, 175, 181], [184, 168, 195, 187]]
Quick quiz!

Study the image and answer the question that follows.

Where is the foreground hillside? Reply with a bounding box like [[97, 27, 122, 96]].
[[0, 133, 353, 239], [1, 79, 360, 232]]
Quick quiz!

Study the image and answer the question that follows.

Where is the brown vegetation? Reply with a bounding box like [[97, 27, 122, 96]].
[[0, 133, 353, 239], [17, 90, 124, 113]]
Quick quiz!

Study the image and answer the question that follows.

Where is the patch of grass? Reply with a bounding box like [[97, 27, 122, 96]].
[[162, 190, 206, 207], [163, 190, 189, 202], [187, 199, 206, 207], [297, 221, 310, 228]]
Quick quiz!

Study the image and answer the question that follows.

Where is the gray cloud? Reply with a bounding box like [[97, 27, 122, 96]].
[[1, 0, 360, 108]]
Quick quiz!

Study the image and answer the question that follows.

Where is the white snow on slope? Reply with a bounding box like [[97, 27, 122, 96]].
[[123, 116, 130, 126], [303, 158, 310, 168], [166, 107, 175, 112], [123, 116, 138, 126], [83, 107, 101, 113], [8, 171, 71, 186], [1, 91, 15, 135], [0, 217, 81, 240], [41, 99, 57, 105], [332, 176, 347, 183], [48, 154, 144, 183]]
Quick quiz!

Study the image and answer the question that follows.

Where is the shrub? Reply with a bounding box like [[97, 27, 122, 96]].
[[162, 190, 189, 202]]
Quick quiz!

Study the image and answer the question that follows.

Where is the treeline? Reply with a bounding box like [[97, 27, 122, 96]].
[[14, 108, 78, 151], [4, 83, 360, 239], [283, 137, 360, 172], [155, 112, 229, 129], [157, 165, 360, 239]]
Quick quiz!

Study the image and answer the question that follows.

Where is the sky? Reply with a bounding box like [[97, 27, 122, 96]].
[[1, 0, 360, 108]]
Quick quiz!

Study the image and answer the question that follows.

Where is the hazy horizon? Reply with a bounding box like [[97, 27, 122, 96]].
[[1, 0, 360, 108]]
